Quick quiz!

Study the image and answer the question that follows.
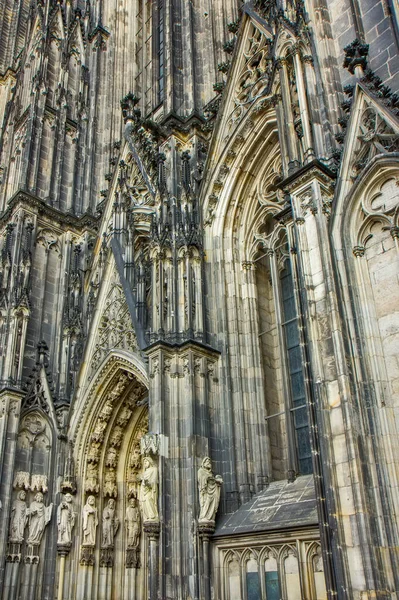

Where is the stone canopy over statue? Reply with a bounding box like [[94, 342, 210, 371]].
[[198, 457, 223, 524]]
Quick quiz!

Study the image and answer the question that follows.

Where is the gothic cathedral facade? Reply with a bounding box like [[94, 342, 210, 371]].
[[0, 0, 398, 598]]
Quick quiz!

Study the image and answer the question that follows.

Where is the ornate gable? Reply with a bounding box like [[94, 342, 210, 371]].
[[22, 340, 61, 427], [207, 12, 275, 169], [48, 5, 65, 46], [89, 282, 139, 378], [335, 84, 399, 203], [78, 251, 141, 392]]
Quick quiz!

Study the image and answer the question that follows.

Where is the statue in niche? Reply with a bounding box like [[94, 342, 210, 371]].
[[9, 490, 28, 542], [57, 493, 76, 545], [125, 497, 141, 548], [27, 492, 53, 545], [198, 457, 223, 523], [102, 499, 119, 548], [82, 495, 98, 546], [139, 456, 159, 522]]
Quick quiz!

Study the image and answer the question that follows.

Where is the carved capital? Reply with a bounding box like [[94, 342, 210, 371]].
[[197, 521, 215, 538], [390, 226, 399, 240], [57, 542, 72, 556], [143, 521, 160, 539], [353, 245, 365, 257]]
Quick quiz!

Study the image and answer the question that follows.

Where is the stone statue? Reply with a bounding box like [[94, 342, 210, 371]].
[[139, 456, 159, 522], [198, 457, 223, 523], [57, 493, 76, 545], [9, 490, 28, 542], [125, 497, 141, 548], [101, 498, 119, 548], [82, 495, 98, 546], [27, 492, 53, 545]]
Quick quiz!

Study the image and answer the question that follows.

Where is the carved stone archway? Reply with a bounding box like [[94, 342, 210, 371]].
[[63, 355, 156, 600]]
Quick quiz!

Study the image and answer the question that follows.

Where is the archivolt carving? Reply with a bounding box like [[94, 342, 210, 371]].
[[72, 355, 148, 466], [127, 412, 149, 497], [84, 371, 138, 495]]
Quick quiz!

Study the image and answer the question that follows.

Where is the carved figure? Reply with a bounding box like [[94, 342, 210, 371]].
[[105, 446, 118, 467], [57, 493, 76, 545], [101, 499, 119, 548], [91, 419, 107, 442], [27, 492, 53, 545], [9, 491, 28, 542], [82, 495, 98, 546], [198, 457, 223, 523], [84, 462, 99, 494], [103, 468, 117, 498], [139, 456, 159, 522], [125, 497, 141, 548]]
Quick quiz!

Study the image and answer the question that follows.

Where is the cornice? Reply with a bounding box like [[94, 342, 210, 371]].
[[144, 338, 221, 358], [277, 160, 336, 193], [0, 190, 99, 233]]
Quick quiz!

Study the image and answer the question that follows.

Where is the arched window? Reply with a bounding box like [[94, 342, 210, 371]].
[[256, 227, 312, 479], [279, 256, 312, 475]]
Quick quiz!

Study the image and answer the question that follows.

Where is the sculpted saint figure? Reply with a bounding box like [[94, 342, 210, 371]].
[[82, 495, 98, 546], [125, 497, 141, 548], [101, 499, 119, 548], [57, 493, 76, 545], [198, 457, 223, 523], [9, 491, 28, 542], [27, 492, 53, 545], [139, 457, 159, 522]]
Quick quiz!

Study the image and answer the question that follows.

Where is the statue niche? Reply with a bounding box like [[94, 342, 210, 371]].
[[139, 456, 159, 523], [198, 457, 223, 524]]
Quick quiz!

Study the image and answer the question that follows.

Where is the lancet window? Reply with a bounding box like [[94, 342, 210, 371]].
[[255, 227, 312, 479], [135, 0, 165, 114]]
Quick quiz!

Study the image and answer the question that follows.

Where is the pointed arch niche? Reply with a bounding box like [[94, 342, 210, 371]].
[[333, 156, 399, 526], [203, 96, 312, 488], [69, 353, 150, 600]]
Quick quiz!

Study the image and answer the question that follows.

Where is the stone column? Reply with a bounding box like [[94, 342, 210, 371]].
[[143, 522, 160, 600], [277, 58, 299, 172], [23, 544, 40, 600], [286, 163, 377, 597], [56, 544, 71, 600], [292, 46, 315, 163], [77, 546, 95, 600], [198, 523, 215, 600], [0, 388, 23, 594], [3, 542, 22, 600]]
